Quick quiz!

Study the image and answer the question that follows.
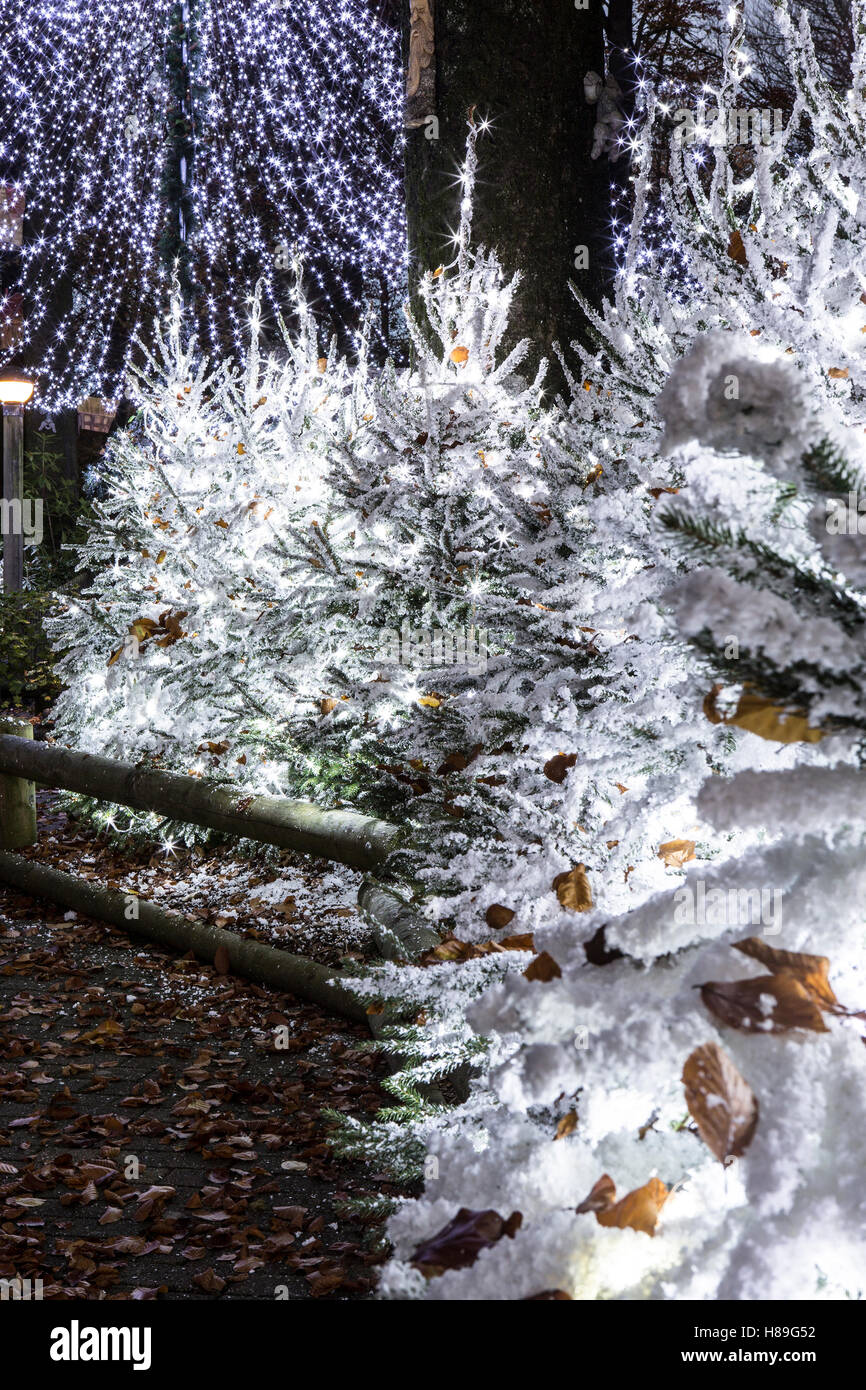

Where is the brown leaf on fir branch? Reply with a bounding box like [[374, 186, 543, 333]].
[[554, 1110, 577, 1140], [657, 839, 696, 868], [523, 951, 562, 982], [577, 1174, 669, 1236], [596, 1177, 669, 1236], [544, 752, 578, 784], [703, 684, 824, 744], [733, 937, 838, 1012], [576, 1174, 616, 1214], [485, 903, 515, 930], [699, 974, 829, 1034], [682, 1042, 759, 1164], [727, 229, 748, 265], [108, 610, 187, 665], [411, 1207, 522, 1277], [419, 934, 534, 965], [553, 864, 593, 912], [438, 745, 482, 776]]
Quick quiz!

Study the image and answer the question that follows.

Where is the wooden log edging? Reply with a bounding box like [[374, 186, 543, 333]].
[[358, 880, 441, 962], [0, 851, 370, 1024], [0, 735, 402, 872]]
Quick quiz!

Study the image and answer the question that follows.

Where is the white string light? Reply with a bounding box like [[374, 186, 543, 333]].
[[0, 0, 405, 409]]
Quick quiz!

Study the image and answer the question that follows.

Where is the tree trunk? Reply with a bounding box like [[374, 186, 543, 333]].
[[402, 0, 608, 375]]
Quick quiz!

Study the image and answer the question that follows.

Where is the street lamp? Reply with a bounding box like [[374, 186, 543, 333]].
[[0, 376, 34, 592]]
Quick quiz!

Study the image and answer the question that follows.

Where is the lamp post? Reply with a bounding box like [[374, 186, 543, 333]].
[[0, 376, 34, 592]]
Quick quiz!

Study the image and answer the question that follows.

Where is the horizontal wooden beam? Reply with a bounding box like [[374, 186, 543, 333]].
[[0, 851, 370, 1023], [0, 735, 402, 872]]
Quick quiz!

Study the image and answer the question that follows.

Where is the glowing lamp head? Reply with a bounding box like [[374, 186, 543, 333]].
[[0, 378, 33, 405]]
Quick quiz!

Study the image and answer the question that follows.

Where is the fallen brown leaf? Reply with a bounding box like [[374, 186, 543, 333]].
[[554, 1110, 577, 1140], [682, 1041, 759, 1164], [703, 684, 824, 744], [657, 839, 696, 868], [553, 864, 593, 912], [544, 753, 578, 784], [523, 951, 562, 982], [733, 937, 838, 1011], [700, 974, 828, 1034], [727, 228, 748, 265], [595, 1177, 669, 1236], [575, 1173, 617, 1214], [411, 1207, 522, 1276]]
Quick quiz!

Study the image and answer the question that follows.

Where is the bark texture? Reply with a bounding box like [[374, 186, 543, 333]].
[[0, 735, 403, 871], [0, 719, 36, 850], [402, 0, 608, 372], [358, 879, 441, 960]]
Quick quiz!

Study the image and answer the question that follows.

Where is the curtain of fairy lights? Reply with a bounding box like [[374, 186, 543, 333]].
[[0, 0, 405, 409]]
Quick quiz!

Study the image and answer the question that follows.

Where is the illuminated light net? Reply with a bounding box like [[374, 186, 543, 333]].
[[0, 0, 405, 409]]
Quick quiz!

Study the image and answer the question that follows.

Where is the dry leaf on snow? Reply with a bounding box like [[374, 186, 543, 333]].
[[727, 229, 748, 265], [411, 1207, 522, 1277], [657, 839, 696, 868], [682, 1041, 759, 1164], [554, 1110, 577, 1140], [576, 1174, 616, 1213], [553, 864, 593, 912], [523, 950, 562, 982], [703, 684, 824, 744], [419, 934, 533, 965], [577, 1174, 668, 1236], [700, 974, 828, 1034], [733, 937, 838, 1011], [543, 753, 578, 784]]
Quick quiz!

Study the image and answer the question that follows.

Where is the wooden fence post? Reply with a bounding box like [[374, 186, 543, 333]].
[[0, 717, 36, 849]]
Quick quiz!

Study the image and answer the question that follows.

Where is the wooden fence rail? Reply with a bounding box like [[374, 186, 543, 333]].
[[0, 728, 402, 870], [0, 721, 440, 1029]]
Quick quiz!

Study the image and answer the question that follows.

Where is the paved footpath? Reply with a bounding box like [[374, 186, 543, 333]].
[[0, 870, 398, 1300]]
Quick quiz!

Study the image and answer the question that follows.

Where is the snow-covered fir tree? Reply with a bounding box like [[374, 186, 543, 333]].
[[50, 118, 739, 1292], [48, 276, 355, 816], [372, 1, 866, 1301], [48, 0, 866, 1301]]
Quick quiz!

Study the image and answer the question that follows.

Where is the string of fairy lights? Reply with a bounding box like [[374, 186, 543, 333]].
[[609, 9, 764, 290], [0, 0, 405, 409], [0, 0, 766, 411]]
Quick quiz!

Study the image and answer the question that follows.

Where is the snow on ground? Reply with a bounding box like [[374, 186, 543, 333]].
[[23, 793, 369, 965]]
